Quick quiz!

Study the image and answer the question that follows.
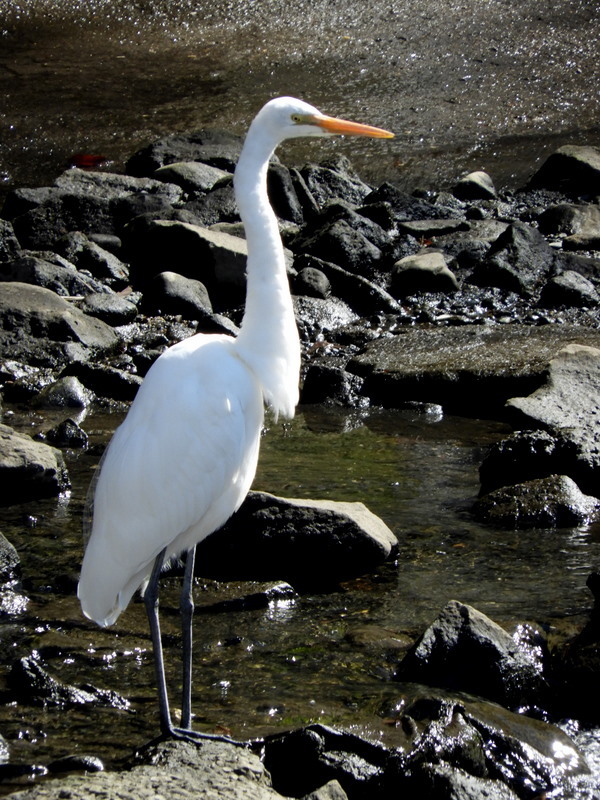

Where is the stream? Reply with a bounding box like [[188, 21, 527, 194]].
[[1, 404, 600, 792]]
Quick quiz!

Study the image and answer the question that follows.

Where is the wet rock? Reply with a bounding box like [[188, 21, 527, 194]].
[[390, 250, 459, 297], [54, 231, 129, 288], [0, 218, 21, 262], [126, 129, 243, 176], [8, 651, 129, 709], [294, 218, 384, 277], [347, 324, 600, 416], [0, 253, 106, 296], [453, 170, 497, 200], [479, 429, 568, 495], [552, 573, 600, 721], [537, 203, 600, 237], [183, 184, 240, 227], [0, 424, 70, 505], [263, 725, 389, 799], [196, 490, 397, 585], [293, 295, 358, 343], [473, 474, 600, 528], [293, 266, 331, 299], [262, 698, 591, 800], [506, 344, 600, 496], [402, 762, 519, 799], [396, 217, 470, 238], [301, 362, 365, 407], [44, 418, 89, 449], [0, 732, 7, 764], [33, 375, 93, 409], [62, 362, 143, 402], [153, 160, 232, 193], [46, 754, 104, 775], [198, 581, 297, 615], [6, 170, 182, 248], [142, 270, 214, 320], [0, 282, 119, 367], [80, 292, 139, 326], [268, 162, 305, 224], [300, 156, 373, 207], [528, 144, 600, 194], [0, 531, 20, 594], [540, 270, 600, 308], [301, 780, 348, 800], [394, 600, 547, 708], [293, 255, 399, 316], [469, 221, 557, 296]]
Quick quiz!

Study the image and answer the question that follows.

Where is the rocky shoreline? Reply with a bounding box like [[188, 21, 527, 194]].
[[1, 134, 600, 798]]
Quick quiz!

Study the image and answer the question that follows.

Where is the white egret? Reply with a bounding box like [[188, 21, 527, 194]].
[[78, 96, 393, 742]]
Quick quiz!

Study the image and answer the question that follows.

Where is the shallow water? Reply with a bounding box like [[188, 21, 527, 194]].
[[1, 404, 600, 792], [0, 0, 599, 195]]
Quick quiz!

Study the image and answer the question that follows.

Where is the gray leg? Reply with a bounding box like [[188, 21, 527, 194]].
[[180, 546, 196, 730], [144, 545, 247, 747], [144, 546, 173, 736]]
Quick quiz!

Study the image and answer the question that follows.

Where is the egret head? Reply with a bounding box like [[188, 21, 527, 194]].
[[251, 96, 394, 145]]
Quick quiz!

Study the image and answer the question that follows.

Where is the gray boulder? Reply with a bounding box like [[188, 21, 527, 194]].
[[153, 160, 232, 193], [347, 324, 600, 415], [196, 490, 397, 585], [0, 424, 70, 504], [527, 144, 600, 194], [506, 344, 600, 496], [54, 231, 129, 288], [470, 222, 557, 296], [394, 600, 547, 708], [292, 254, 399, 316], [0, 254, 106, 296], [540, 270, 600, 308], [80, 293, 139, 326], [538, 203, 600, 237], [142, 270, 214, 320], [452, 170, 497, 200], [391, 250, 459, 297], [0, 282, 119, 366]]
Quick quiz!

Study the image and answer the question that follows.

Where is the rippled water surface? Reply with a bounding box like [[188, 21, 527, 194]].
[[1, 405, 600, 792], [0, 0, 599, 193]]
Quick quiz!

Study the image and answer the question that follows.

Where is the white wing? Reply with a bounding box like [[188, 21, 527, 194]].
[[78, 334, 264, 626]]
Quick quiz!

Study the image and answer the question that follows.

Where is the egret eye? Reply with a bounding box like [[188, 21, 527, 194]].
[[291, 113, 303, 124]]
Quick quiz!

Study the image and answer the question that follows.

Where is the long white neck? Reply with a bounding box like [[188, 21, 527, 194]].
[[232, 123, 300, 420]]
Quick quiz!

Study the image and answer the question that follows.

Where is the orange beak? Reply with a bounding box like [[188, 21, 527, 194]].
[[313, 114, 394, 139]]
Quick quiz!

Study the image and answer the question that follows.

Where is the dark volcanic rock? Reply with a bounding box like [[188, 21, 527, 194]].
[[44, 418, 89, 449], [262, 697, 590, 800], [469, 222, 557, 296], [394, 600, 547, 708], [196, 490, 397, 585]]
